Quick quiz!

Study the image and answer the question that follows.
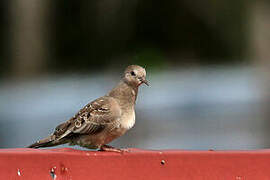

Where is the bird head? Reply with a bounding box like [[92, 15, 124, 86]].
[[123, 65, 149, 87]]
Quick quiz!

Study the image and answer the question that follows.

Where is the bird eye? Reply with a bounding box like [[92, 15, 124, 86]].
[[130, 71, 136, 76]]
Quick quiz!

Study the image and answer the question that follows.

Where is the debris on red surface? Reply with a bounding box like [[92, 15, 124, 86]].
[[0, 148, 270, 179]]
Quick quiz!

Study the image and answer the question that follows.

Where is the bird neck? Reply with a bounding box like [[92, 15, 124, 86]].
[[108, 80, 138, 107]]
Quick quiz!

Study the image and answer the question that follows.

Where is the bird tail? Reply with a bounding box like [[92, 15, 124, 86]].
[[27, 135, 66, 148]]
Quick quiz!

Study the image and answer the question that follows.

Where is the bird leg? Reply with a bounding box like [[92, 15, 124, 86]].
[[99, 145, 129, 153]]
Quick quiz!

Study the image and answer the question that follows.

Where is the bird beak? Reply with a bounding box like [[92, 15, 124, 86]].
[[141, 79, 149, 86]]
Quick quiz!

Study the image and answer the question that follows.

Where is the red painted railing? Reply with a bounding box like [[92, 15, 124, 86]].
[[1, 148, 270, 179]]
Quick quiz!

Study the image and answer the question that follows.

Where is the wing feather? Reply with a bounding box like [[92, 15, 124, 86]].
[[53, 96, 121, 141]]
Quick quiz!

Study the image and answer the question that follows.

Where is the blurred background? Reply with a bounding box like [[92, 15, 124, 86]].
[[0, 0, 270, 150]]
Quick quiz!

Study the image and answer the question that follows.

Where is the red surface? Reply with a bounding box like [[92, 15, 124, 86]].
[[1, 148, 270, 180]]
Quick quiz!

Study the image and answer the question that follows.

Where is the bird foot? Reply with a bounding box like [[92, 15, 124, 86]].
[[99, 145, 129, 153]]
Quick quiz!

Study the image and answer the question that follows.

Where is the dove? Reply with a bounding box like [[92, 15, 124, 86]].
[[28, 65, 148, 152]]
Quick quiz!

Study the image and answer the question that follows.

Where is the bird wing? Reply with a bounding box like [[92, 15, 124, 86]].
[[53, 96, 121, 140]]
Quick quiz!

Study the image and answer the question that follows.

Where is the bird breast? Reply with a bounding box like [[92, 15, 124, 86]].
[[120, 110, 135, 130]]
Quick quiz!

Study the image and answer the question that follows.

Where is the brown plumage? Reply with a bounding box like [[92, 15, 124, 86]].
[[27, 65, 148, 152]]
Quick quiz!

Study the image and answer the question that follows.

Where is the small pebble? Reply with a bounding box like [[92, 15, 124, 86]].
[[161, 160, 165, 165]]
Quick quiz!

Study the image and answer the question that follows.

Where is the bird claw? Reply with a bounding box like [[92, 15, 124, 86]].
[[120, 148, 130, 153], [99, 145, 130, 153]]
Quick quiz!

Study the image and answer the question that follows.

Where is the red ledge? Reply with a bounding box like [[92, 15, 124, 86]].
[[1, 148, 270, 179]]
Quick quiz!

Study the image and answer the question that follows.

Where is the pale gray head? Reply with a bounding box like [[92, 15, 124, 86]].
[[123, 65, 149, 87]]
